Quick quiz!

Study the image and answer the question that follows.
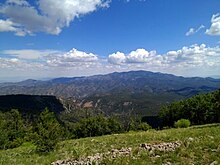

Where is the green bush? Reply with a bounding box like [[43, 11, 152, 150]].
[[137, 122, 152, 131], [174, 119, 191, 128]]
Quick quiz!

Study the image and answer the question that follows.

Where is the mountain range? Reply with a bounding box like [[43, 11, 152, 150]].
[[0, 70, 220, 116]]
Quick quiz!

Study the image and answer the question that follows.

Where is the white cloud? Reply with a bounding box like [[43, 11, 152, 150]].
[[0, 19, 16, 32], [0, 0, 111, 36], [186, 25, 205, 36], [0, 48, 105, 80], [1, 48, 99, 65], [0, 45, 220, 81], [108, 49, 158, 64], [0, 58, 20, 69], [163, 44, 220, 67], [185, 28, 195, 36], [0, 57, 43, 69], [63, 48, 98, 62], [206, 13, 220, 36], [0, 19, 28, 36], [1, 49, 60, 60], [108, 52, 126, 64], [108, 44, 220, 76], [127, 49, 156, 63], [46, 48, 99, 67]]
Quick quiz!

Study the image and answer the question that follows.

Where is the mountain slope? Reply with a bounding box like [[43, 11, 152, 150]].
[[0, 71, 219, 98], [0, 71, 220, 116]]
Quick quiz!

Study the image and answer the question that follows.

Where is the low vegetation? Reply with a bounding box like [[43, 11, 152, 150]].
[[174, 119, 191, 128], [0, 124, 219, 164]]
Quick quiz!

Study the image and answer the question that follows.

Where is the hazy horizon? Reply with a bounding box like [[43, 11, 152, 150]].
[[0, 0, 220, 81], [1, 70, 220, 83]]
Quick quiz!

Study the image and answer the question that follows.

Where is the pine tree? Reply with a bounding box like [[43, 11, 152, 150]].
[[34, 108, 63, 152]]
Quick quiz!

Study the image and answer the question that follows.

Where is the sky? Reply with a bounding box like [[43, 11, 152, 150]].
[[0, 0, 220, 82]]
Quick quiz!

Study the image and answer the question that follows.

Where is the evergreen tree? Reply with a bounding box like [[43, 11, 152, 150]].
[[34, 108, 63, 152], [159, 90, 220, 127], [0, 109, 27, 149]]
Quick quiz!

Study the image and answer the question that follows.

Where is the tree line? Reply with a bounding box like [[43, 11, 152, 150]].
[[159, 89, 220, 127], [0, 108, 151, 152]]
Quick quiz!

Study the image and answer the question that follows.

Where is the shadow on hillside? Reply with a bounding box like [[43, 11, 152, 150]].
[[0, 94, 65, 115]]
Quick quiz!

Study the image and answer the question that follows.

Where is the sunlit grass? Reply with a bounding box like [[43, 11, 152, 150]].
[[0, 124, 220, 165]]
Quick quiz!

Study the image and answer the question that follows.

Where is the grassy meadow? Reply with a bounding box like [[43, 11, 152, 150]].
[[0, 124, 220, 165]]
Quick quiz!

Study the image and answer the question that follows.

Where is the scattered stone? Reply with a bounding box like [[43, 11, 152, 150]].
[[52, 141, 182, 165], [51, 147, 132, 165], [163, 162, 172, 165], [140, 141, 181, 152], [188, 137, 194, 141], [210, 161, 218, 165], [208, 136, 214, 139]]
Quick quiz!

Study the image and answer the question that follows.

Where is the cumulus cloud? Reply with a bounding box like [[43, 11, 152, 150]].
[[108, 44, 220, 69], [63, 49, 98, 62], [206, 13, 220, 36], [127, 49, 157, 63], [0, 0, 110, 36], [46, 48, 99, 67], [108, 52, 126, 64], [185, 25, 205, 36], [163, 44, 220, 67], [107, 44, 220, 77], [43, 48, 99, 68], [108, 49, 157, 64]]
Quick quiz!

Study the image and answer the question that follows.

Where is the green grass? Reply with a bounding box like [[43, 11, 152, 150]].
[[1, 124, 220, 165]]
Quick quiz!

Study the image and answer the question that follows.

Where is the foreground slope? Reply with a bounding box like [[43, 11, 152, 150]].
[[0, 124, 219, 165]]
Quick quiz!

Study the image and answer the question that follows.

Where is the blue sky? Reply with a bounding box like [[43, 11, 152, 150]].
[[0, 0, 220, 81]]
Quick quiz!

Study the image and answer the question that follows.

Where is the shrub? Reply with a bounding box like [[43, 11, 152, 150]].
[[174, 119, 191, 128], [137, 122, 152, 131]]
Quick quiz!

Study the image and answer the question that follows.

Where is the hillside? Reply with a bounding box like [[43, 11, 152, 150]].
[[0, 124, 219, 165], [0, 95, 64, 116], [0, 71, 220, 116]]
